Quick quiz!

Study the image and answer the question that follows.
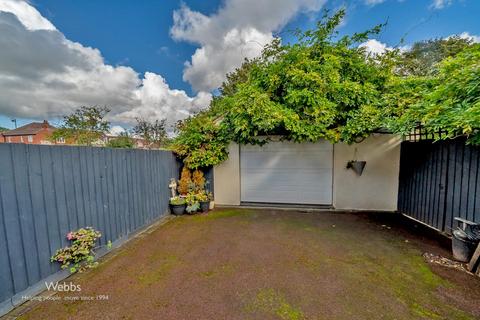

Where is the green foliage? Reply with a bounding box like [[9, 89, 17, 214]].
[[50, 106, 110, 146], [397, 36, 473, 76], [380, 75, 434, 135], [169, 196, 186, 205], [380, 39, 478, 143], [185, 192, 200, 213], [173, 10, 394, 168], [106, 134, 135, 149], [186, 202, 200, 214], [195, 191, 209, 202], [220, 58, 257, 96], [133, 118, 167, 149], [399, 45, 480, 144], [225, 9, 393, 145], [172, 9, 480, 168], [51, 227, 102, 273], [172, 108, 231, 169], [0, 126, 8, 132]]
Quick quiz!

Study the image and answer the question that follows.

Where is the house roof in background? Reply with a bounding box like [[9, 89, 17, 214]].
[[2, 121, 56, 136]]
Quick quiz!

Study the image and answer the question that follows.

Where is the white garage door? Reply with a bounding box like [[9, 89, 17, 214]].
[[240, 141, 333, 205]]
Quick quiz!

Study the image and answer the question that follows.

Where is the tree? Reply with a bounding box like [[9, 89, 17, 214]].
[[51, 106, 110, 145], [397, 36, 473, 76], [132, 118, 167, 149], [106, 133, 135, 149], [395, 44, 480, 144], [219, 58, 257, 96], [172, 107, 231, 169]]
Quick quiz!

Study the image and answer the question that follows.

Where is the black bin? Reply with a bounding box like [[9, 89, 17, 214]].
[[452, 218, 480, 262], [452, 229, 477, 262]]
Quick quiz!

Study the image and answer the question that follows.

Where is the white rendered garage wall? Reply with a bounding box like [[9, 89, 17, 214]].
[[213, 142, 241, 205], [213, 135, 401, 210], [333, 134, 401, 211]]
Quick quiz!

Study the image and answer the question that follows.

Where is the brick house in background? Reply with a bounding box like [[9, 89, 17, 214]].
[[0, 120, 150, 148], [0, 120, 61, 145]]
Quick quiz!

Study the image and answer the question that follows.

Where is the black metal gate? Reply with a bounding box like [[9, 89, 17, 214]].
[[398, 138, 480, 234]]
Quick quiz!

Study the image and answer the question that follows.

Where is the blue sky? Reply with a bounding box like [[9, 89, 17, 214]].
[[33, 0, 217, 94], [33, 0, 480, 93], [0, 0, 479, 130]]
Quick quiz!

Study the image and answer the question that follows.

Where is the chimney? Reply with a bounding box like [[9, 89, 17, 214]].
[[42, 120, 49, 128]]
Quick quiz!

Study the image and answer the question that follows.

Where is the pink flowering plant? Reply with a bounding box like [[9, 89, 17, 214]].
[[51, 227, 102, 273]]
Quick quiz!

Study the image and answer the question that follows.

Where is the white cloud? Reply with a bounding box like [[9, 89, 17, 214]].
[[109, 125, 126, 136], [111, 72, 212, 124], [453, 32, 480, 43], [171, 0, 326, 92], [431, 0, 453, 9], [359, 39, 390, 55], [364, 0, 386, 5], [0, 0, 55, 30], [0, 0, 211, 127], [359, 39, 410, 56], [360, 32, 479, 58]]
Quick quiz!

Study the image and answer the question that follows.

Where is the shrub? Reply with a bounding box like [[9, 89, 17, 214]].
[[178, 167, 192, 195], [170, 196, 186, 205], [185, 192, 200, 213], [186, 202, 200, 213], [195, 192, 209, 202], [106, 135, 135, 149], [51, 227, 102, 273], [192, 169, 206, 192], [207, 192, 214, 201]]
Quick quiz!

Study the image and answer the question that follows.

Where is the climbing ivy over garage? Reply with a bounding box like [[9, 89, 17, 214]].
[[172, 10, 392, 168], [390, 44, 480, 144], [172, 9, 480, 169]]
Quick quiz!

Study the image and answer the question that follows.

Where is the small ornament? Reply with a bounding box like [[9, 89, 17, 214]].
[[168, 178, 177, 197]]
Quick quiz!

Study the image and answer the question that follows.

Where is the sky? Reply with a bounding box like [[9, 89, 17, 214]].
[[0, 0, 479, 132]]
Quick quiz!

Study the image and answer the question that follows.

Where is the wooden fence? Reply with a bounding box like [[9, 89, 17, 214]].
[[0, 144, 180, 313], [398, 138, 480, 234]]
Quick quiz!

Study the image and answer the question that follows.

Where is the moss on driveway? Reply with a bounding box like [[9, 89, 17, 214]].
[[12, 209, 480, 320]]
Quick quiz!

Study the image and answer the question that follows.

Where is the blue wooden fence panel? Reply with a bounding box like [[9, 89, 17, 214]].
[[0, 144, 180, 306], [398, 138, 480, 234]]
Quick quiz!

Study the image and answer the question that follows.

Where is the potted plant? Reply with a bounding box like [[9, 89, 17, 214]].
[[192, 169, 205, 192], [170, 196, 186, 215], [185, 193, 200, 214], [51, 227, 102, 273], [196, 192, 210, 213], [178, 167, 192, 195]]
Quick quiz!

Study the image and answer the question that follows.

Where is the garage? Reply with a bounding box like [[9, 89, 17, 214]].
[[240, 140, 333, 205]]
